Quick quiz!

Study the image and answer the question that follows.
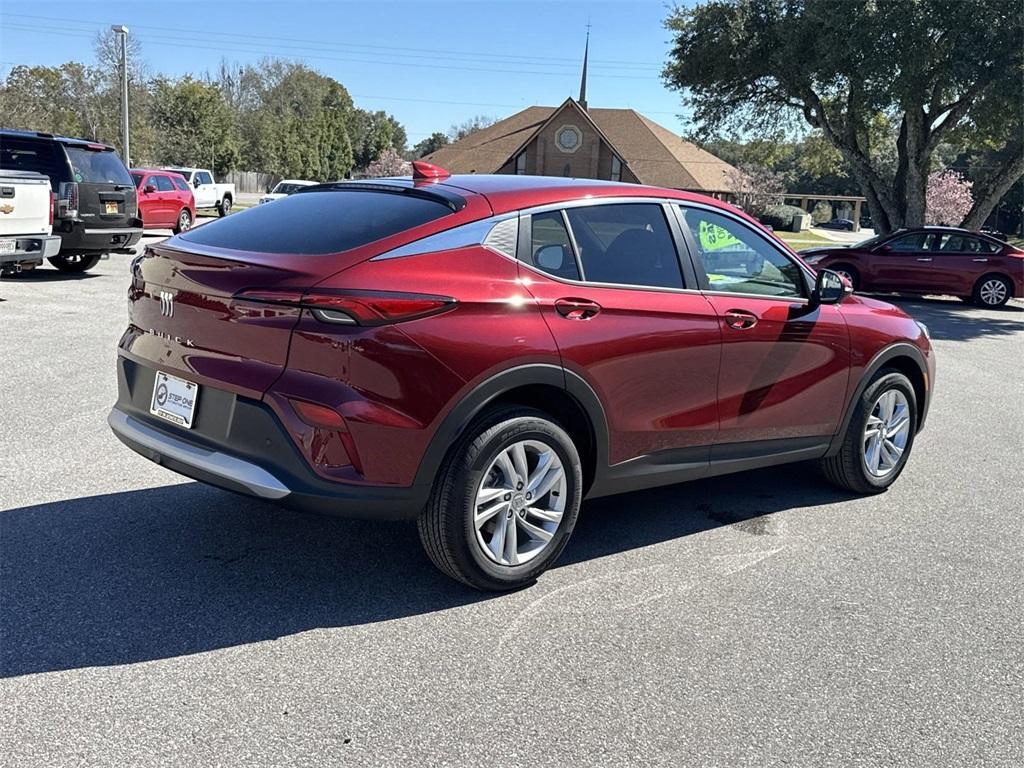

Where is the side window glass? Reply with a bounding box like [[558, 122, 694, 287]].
[[195, 171, 211, 185], [171, 176, 189, 192], [680, 206, 805, 298], [887, 233, 935, 252], [154, 175, 175, 192], [565, 203, 683, 289], [526, 211, 580, 281]]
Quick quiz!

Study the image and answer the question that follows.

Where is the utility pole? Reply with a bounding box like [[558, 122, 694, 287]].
[[111, 25, 130, 165]]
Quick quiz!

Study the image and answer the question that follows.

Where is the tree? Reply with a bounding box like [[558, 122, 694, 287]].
[[449, 115, 495, 141], [150, 76, 239, 175], [349, 108, 406, 169], [725, 163, 785, 217], [925, 170, 973, 226], [364, 147, 411, 178], [664, 0, 1024, 234], [412, 132, 450, 159]]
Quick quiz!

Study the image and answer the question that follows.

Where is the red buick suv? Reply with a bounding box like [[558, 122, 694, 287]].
[[109, 163, 934, 590]]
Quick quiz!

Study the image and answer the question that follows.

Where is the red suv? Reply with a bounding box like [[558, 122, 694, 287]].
[[109, 164, 935, 590], [801, 226, 1024, 307], [130, 169, 196, 234]]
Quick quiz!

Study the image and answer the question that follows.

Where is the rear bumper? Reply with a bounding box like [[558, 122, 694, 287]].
[[109, 356, 428, 520], [56, 220, 143, 254], [0, 234, 62, 266]]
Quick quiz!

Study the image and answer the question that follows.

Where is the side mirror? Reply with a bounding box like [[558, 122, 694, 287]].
[[535, 244, 566, 271], [143, 184, 156, 194], [811, 268, 853, 307], [193, 178, 201, 188]]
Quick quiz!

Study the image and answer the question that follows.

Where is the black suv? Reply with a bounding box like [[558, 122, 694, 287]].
[[0, 129, 142, 272]]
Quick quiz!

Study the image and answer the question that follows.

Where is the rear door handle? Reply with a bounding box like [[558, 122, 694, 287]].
[[724, 309, 758, 330], [915, 257, 933, 262], [554, 298, 601, 320], [972, 258, 989, 263]]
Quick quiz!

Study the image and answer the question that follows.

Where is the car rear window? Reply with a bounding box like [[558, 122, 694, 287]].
[[0, 136, 68, 188], [179, 190, 456, 254], [171, 176, 190, 192], [64, 146, 134, 185]]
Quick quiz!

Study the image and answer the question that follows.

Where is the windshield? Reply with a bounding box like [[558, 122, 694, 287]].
[[65, 147, 134, 185], [273, 183, 308, 195], [851, 233, 888, 249]]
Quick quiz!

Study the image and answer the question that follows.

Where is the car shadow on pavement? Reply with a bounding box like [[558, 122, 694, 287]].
[[885, 296, 1023, 342], [0, 469, 851, 678], [2, 269, 103, 283]]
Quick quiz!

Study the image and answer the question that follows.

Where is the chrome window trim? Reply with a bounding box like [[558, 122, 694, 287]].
[[372, 213, 517, 261]]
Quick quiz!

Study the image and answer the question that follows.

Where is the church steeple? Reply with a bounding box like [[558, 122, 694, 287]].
[[579, 25, 590, 110]]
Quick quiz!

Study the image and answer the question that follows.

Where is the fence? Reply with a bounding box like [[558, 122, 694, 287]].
[[223, 171, 277, 194]]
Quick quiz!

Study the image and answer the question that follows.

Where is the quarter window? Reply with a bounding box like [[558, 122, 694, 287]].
[[680, 206, 804, 298], [526, 211, 580, 281], [565, 203, 683, 289]]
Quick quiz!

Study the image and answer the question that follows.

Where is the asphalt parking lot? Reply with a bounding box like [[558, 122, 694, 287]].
[[2, 242, 1023, 767]]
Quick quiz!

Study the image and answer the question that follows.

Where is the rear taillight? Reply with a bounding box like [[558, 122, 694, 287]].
[[57, 182, 78, 219], [49, 191, 55, 226], [237, 289, 456, 326]]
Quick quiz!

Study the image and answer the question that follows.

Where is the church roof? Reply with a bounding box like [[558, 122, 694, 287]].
[[424, 101, 737, 193]]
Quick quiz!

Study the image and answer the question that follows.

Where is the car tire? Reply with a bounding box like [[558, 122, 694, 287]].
[[830, 264, 859, 291], [174, 209, 193, 234], [217, 196, 232, 217], [47, 254, 101, 273], [972, 275, 1012, 308], [820, 369, 917, 494], [418, 406, 583, 591]]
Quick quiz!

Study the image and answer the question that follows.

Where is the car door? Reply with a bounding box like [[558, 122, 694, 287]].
[[676, 204, 851, 449], [151, 174, 177, 226], [869, 231, 941, 292], [519, 202, 721, 469], [193, 170, 215, 208], [934, 232, 1000, 296]]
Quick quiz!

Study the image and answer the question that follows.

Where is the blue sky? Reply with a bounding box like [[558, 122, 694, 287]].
[[0, 0, 692, 146]]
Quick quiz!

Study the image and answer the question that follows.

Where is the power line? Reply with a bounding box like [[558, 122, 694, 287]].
[[0, 12, 664, 71], [1, 23, 656, 81]]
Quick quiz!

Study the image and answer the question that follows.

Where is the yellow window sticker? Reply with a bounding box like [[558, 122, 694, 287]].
[[698, 220, 742, 252]]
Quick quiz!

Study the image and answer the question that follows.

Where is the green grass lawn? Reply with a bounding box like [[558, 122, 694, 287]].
[[772, 229, 837, 249]]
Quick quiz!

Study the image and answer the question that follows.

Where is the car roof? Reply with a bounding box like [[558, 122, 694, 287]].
[[131, 168, 185, 175], [347, 173, 741, 217], [0, 128, 116, 151]]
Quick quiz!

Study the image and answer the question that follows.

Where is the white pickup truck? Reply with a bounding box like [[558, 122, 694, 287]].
[[162, 167, 235, 217], [0, 170, 62, 276]]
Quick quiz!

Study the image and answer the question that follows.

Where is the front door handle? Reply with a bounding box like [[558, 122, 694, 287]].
[[915, 257, 933, 262], [555, 297, 601, 320], [724, 309, 758, 330], [972, 258, 989, 263]]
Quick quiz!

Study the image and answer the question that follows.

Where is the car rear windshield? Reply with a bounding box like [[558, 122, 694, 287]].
[[0, 137, 69, 188], [179, 189, 456, 254], [64, 146, 134, 185]]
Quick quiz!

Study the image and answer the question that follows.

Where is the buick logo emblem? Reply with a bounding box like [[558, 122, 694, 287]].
[[159, 291, 175, 318]]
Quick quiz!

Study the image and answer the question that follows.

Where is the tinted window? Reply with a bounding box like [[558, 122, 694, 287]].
[[565, 203, 683, 289], [195, 171, 213, 185], [938, 234, 998, 254], [180, 190, 455, 254], [131, 172, 145, 188], [274, 183, 309, 195], [525, 211, 580, 280], [0, 136, 68, 188], [886, 233, 937, 253], [64, 147, 133, 185], [170, 175, 190, 192], [680, 206, 804, 298], [154, 175, 175, 192]]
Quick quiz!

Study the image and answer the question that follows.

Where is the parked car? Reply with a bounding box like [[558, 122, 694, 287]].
[[109, 162, 935, 590], [131, 169, 195, 234], [801, 226, 1024, 307], [818, 217, 856, 231], [0, 169, 61, 275], [161, 167, 234, 217], [0, 129, 142, 273], [259, 179, 316, 205]]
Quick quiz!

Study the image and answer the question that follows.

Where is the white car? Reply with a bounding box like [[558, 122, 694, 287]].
[[259, 179, 317, 205], [161, 167, 235, 217], [0, 170, 62, 275]]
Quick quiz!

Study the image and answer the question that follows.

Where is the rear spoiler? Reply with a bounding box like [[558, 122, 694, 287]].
[[296, 181, 467, 213]]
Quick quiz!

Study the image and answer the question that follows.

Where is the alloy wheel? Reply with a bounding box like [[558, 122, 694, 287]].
[[979, 278, 1008, 306], [862, 389, 911, 477], [473, 439, 567, 566], [179, 211, 192, 231]]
